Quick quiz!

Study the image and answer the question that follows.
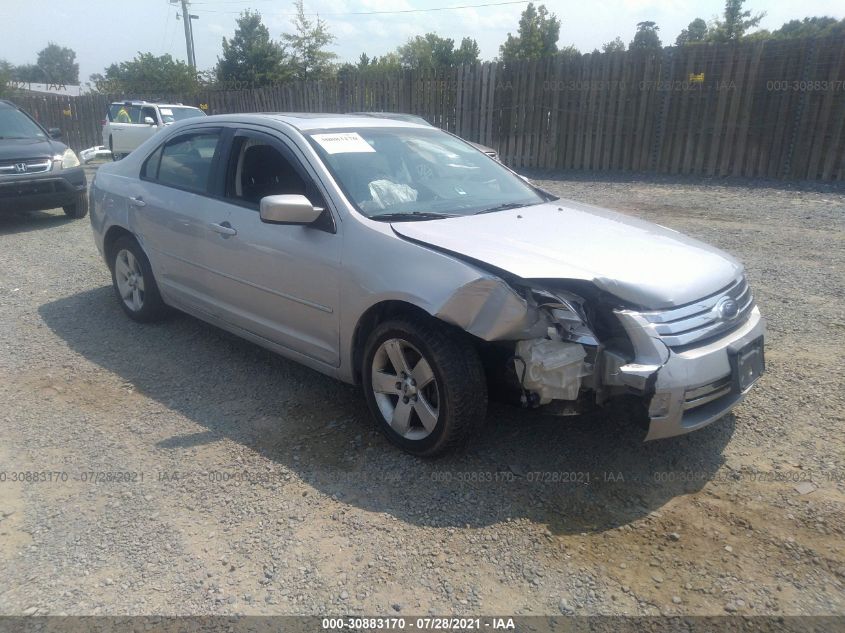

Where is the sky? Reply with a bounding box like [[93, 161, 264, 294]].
[[1, 0, 843, 84]]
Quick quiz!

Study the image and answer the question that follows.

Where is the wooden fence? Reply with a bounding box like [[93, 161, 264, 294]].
[[8, 36, 845, 180]]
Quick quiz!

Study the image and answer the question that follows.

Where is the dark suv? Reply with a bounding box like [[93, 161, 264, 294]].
[[0, 99, 88, 218]]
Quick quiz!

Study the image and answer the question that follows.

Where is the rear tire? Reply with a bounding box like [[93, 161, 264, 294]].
[[62, 191, 89, 218], [110, 236, 167, 322], [362, 317, 487, 457]]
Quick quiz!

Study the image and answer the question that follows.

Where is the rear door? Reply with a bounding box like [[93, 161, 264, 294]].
[[131, 127, 226, 313]]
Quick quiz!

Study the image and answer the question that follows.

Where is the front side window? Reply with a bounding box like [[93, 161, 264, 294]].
[[141, 107, 157, 124], [155, 132, 221, 193], [226, 137, 307, 206], [109, 104, 141, 124], [307, 127, 547, 220], [0, 107, 46, 139]]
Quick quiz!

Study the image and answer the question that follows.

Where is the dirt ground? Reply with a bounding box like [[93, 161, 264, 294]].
[[0, 164, 843, 617]]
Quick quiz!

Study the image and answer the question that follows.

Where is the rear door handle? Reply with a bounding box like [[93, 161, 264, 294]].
[[209, 221, 237, 237], [129, 196, 146, 208]]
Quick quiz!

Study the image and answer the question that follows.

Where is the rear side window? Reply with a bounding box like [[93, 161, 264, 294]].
[[155, 132, 221, 193], [141, 146, 163, 180]]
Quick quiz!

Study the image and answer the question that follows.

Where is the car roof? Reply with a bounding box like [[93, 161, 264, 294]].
[[109, 101, 197, 108], [351, 112, 432, 125], [197, 112, 431, 132], [0, 99, 19, 109]]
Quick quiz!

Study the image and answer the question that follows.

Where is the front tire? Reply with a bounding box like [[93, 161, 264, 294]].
[[63, 191, 89, 218], [110, 236, 167, 322], [362, 317, 487, 457], [109, 137, 123, 161]]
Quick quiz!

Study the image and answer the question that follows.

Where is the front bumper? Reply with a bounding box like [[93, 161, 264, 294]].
[[615, 306, 766, 440], [0, 166, 86, 213]]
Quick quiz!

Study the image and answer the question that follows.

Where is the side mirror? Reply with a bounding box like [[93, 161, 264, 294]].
[[48, 128, 62, 139], [144, 117, 156, 125], [259, 194, 324, 225]]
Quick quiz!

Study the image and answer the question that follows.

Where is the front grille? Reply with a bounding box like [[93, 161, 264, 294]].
[[683, 375, 732, 410], [634, 277, 755, 349], [0, 158, 53, 176], [0, 179, 61, 198]]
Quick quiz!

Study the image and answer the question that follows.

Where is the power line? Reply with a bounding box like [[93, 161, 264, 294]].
[[190, 0, 528, 17]]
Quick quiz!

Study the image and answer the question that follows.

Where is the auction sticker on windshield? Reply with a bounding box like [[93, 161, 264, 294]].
[[312, 132, 376, 154]]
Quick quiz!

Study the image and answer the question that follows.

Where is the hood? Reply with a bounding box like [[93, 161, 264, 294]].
[[0, 137, 65, 161], [391, 199, 743, 309]]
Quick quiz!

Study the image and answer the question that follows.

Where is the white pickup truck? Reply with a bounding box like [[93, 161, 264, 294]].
[[102, 101, 206, 160]]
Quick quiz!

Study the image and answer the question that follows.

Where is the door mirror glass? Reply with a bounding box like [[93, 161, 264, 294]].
[[48, 127, 62, 139], [144, 117, 156, 126], [260, 195, 323, 225]]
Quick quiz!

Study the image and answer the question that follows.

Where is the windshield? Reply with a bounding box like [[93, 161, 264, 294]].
[[160, 107, 206, 124], [0, 108, 46, 140], [307, 127, 547, 219]]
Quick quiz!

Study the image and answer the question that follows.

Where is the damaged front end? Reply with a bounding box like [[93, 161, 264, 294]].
[[506, 282, 649, 414], [435, 277, 644, 415], [434, 274, 765, 441]]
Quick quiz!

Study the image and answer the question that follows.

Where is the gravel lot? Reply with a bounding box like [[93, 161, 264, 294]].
[[0, 164, 843, 617]]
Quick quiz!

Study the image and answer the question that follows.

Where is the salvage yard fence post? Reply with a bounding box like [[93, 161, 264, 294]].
[[6, 36, 844, 180]]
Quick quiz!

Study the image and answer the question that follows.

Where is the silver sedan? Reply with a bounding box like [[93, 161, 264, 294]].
[[89, 113, 765, 456]]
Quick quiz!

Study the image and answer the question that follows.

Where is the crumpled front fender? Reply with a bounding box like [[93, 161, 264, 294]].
[[434, 277, 547, 341]]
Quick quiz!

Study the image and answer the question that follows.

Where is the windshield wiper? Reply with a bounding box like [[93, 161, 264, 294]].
[[370, 211, 457, 222], [473, 202, 525, 215]]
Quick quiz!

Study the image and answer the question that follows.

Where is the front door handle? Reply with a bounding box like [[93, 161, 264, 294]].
[[129, 196, 146, 208], [209, 221, 237, 237]]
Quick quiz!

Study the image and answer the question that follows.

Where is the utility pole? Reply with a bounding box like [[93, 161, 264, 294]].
[[188, 11, 200, 68], [172, 0, 197, 68]]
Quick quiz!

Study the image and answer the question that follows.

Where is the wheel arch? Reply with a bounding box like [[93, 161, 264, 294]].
[[103, 225, 140, 271], [350, 299, 454, 385]]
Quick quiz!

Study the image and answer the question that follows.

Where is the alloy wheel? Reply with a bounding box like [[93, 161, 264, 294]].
[[114, 248, 145, 312], [371, 338, 440, 440]]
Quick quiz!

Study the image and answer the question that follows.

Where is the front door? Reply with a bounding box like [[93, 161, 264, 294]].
[[196, 128, 341, 366]]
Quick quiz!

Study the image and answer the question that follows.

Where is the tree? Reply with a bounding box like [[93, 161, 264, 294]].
[[453, 37, 481, 65], [36, 43, 79, 84], [216, 10, 289, 87], [12, 44, 78, 84], [601, 37, 626, 53], [0, 59, 13, 96], [630, 21, 662, 50], [676, 18, 709, 46], [770, 17, 845, 39], [13, 64, 42, 83], [709, 0, 765, 42], [91, 53, 199, 94], [370, 53, 401, 71], [499, 3, 560, 62], [398, 33, 456, 68], [281, 0, 337, 81]]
